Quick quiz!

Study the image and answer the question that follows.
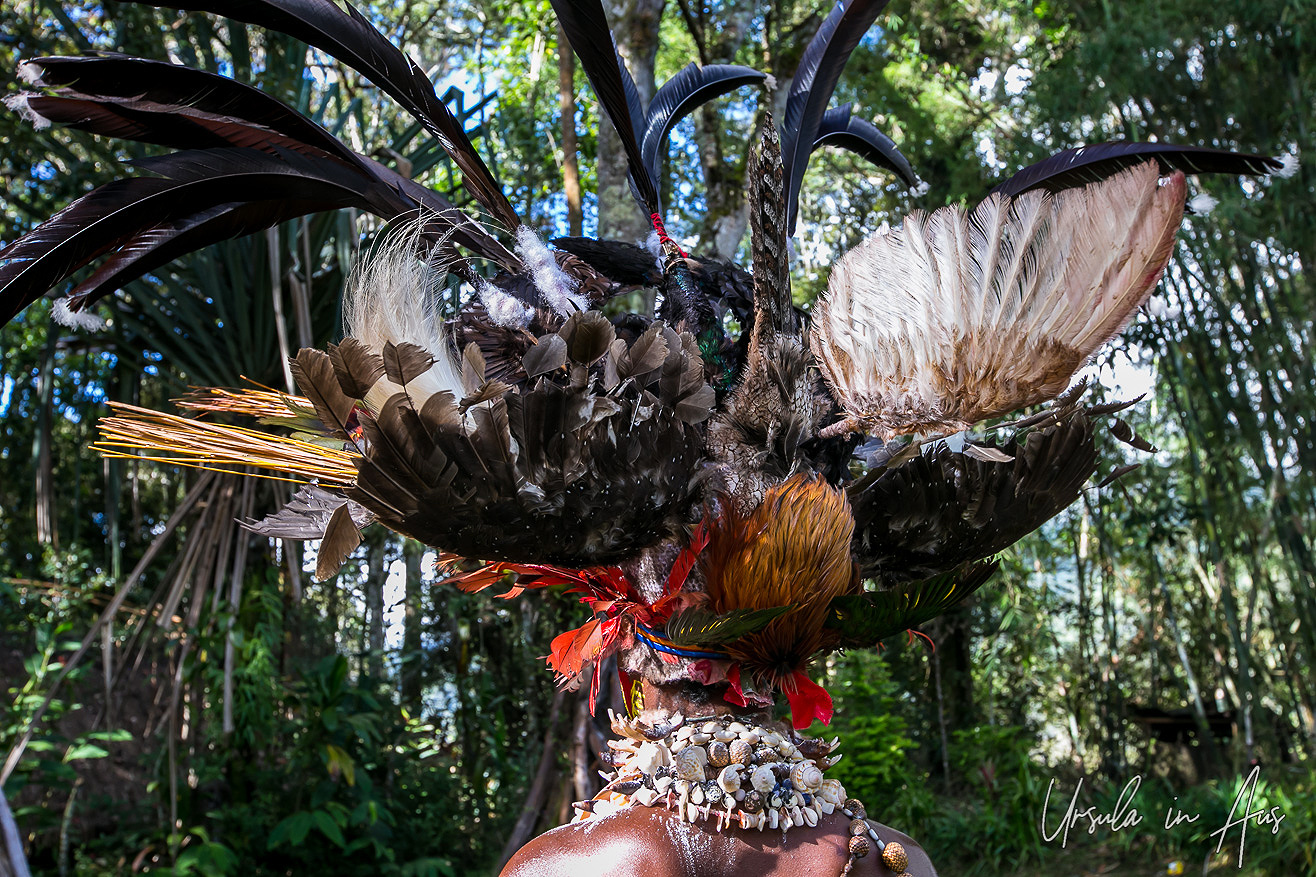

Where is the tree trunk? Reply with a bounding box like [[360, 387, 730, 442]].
[[498, 688, 566, 871], [34, 329, 58, 548], [401, 538, 425, 709], [558, 23, 583, 237], [596, 0, 664, 247], [364, 530, 390, 679]]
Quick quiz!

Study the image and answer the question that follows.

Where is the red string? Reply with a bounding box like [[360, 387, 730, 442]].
[[650, 212, 687, 258]]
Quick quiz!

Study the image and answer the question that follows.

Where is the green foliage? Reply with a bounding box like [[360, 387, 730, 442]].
[[826, 651, 919, 804], [1, 0, 1314, 873]]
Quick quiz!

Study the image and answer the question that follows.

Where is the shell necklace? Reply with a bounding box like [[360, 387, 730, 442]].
[[575, 711, 914, 876]]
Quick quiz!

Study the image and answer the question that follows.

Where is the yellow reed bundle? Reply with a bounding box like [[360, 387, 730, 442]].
[[94, 402, 357, 486], [174, 383, 312, 420]]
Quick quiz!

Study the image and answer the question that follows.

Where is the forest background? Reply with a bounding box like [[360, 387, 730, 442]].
[[1, 0, 1314, 874]]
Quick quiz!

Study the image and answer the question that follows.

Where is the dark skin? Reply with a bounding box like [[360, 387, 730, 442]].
[[501, 681, 938, 877]]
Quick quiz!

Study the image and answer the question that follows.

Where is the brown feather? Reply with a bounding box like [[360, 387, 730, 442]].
[[316, 501, 363, 580], [289, 348, 355, 438]]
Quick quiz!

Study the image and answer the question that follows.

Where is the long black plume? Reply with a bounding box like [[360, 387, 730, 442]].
[[813, 103, 917, 188], [64, 201, 337, 309], [14, 60, 518, 267], [136, 0, 521, 231], [781, 0, 892, 233], [993, 141, 1286, 196], [0, 149, 384, 324], [641, 63, 766, 201], [21, 54, 362, 166], [549, 0, 658, 216]]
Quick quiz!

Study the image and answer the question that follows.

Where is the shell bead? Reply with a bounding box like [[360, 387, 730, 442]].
[[730, 740, 753, 765], [742, 790, 763, 813], [674, 747, 706, 781], [707, 740, 730, 768], [881, 842, 909, 872], [750, 764, 777, 794], [790, 762, 824, 792], [717, 764, 743, 794], [844, 798, 867, 819], [848, 835, 872, 858], [849, 818, 869, 837]]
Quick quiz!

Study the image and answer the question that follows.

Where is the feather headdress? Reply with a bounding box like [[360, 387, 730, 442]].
[[2, 0, 1288, 730]]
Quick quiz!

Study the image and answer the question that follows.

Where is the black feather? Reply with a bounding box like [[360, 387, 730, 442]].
[[327, 338, 386, 398], [848, 413, 1099, 581], [992, 141, 1285, 196], [338, 319, 713, 566], [381, 341, 435, 386], [139, 0, 521, 230], [65, 200, 335, 310], [641, 63, 766, 198], [781, 0, 893, 233], [813, 104, 918, 187], [550, 237, 661, 286], [0, 149, 377, 323], [548, 0, 658, 214], [24, 54, 362, 165], [22, 56, 516, 265]]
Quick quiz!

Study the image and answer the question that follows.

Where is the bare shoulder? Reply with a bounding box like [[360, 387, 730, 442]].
[[500, 809, 714, 877], [500, 808, 938, 877]]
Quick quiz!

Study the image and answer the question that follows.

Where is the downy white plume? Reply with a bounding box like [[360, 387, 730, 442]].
[[342, 224, 464, 412], [1277, 152, 1300, 179], [476, 279, 533, 329], [17, 62, 43, 84], [52, 298, 107, 332], [4, 93, 50, 130], [515, 226, 586, 317], [1188, 192, 1218, 214], [813, 161, 1186, 438], [643, 229, 664, 268]]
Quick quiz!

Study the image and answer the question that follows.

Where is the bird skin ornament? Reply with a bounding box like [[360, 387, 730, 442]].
[[0, 0, 1291, 875]]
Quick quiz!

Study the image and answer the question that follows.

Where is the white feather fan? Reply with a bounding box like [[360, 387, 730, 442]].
[[812, 161, 1186, 438], [341, 227, 465, 412]]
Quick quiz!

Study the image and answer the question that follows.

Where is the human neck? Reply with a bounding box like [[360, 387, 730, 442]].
[[636, 680, 785, 734]]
